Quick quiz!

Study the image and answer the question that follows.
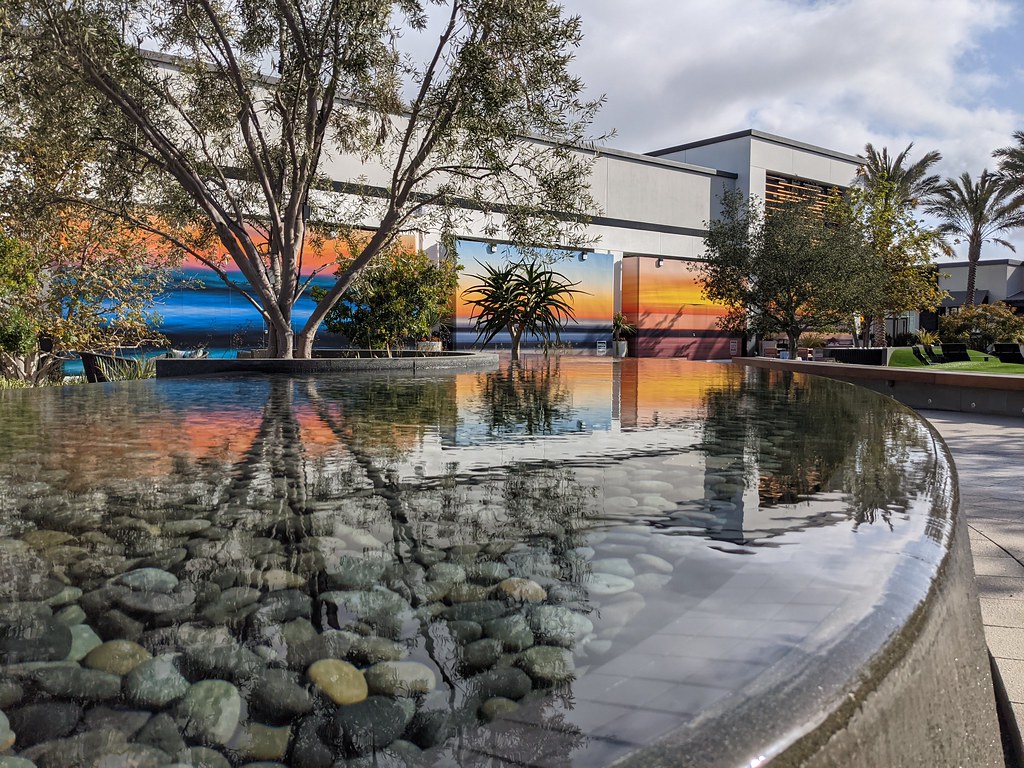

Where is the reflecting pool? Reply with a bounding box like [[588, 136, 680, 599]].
[[0, 359, 952, 767]]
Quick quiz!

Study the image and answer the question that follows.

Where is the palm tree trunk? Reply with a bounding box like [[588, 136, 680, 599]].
[[872, 314, 886, 347], [965, 237, 981, 306]]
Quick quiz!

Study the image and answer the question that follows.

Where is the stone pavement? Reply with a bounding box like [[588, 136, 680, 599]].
[[919, 410, 1024, 752]]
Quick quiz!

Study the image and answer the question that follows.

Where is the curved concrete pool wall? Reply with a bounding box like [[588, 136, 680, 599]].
[[700, 361, 1002, 767], [155, 350, 500, 377], [736, 355, 1024, 417]]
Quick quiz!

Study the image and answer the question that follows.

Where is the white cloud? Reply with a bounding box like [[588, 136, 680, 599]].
[[564, 0, 1023, 257]]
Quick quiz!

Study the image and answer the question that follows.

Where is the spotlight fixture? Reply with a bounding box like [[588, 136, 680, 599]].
[[579, 252, 588, 262], [656, 258, 665, 268], [486, 243, 498, 254]]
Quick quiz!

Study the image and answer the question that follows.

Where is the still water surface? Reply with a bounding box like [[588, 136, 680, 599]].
[[0, 359, 951, 767]]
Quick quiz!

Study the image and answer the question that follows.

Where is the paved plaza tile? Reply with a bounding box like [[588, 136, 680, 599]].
[[920, 410, 1024, 746]]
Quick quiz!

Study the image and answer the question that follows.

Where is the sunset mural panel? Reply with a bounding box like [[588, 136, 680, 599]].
[[156, 230, 418, 350], [621, 256, 737, 359], [452, 240, 615, 352]]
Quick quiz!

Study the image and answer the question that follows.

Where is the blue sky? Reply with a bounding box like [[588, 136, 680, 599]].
[[562, 0, 1024, 257]]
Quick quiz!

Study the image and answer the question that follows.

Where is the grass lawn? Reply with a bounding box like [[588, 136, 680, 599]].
[[888, 347, 1024, 374]]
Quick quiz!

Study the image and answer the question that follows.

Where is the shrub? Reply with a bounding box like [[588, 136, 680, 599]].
[[0, 308, 37, 356], [96, 356, 157, 381], [916, 329, 939, 346], [0, 376, 30, 389], [938, 303, 1024, 351], [798, 332, 828, 349]]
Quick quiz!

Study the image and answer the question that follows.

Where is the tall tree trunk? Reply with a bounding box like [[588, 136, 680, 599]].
[[965, 236, 982, 307], [872, 314, 886, 347], [510, 328, 522, 361]]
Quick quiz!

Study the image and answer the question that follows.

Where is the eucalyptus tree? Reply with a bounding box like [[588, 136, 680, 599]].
[[925, 171, 1024, 306], [1, 0, 601, 358], [698, 191, 870, 356], [855, 143, 943, 345]]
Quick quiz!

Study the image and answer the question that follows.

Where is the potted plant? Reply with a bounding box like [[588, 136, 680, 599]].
[[612, 312, 635, 357]]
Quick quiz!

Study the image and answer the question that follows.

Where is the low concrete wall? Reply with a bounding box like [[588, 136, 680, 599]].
[[156, 351, 500, 378], [736, 356, 1024, 417]]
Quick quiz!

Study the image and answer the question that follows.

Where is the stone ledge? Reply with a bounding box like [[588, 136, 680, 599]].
[[156, 351, 500, 378], [735, 356, 1024, 417]]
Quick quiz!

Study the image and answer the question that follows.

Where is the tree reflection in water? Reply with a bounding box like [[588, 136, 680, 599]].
[[686, 367, 950, 547]]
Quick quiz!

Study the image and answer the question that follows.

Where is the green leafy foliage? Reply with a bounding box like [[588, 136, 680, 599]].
[[312, 251, 460, 354], [0, 308, 37, 356], [698, 191, 870, 354], [849, 180, 947, 342], [95, 356, 158, 381], [612, 311, 635, 341], [938, 303, 1024, 351], [2, 0, 602, 358], [464, 259, 584, 360], [853, 145, 946, 346]]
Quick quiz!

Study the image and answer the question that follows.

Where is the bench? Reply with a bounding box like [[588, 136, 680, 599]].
[[911, 345, 932, 365], [940, 343, 971, 362], [992, 343, 1024, 364]]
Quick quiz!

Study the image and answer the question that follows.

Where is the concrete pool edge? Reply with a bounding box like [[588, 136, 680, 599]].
[[733, 356, 1024, 417], [612, 428, 1002, 767], [155, 351, 500, 377]]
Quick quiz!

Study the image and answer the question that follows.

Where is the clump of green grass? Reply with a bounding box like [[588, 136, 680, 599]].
[[0, 376, 30, 389], [889, 347, 1024, 374]]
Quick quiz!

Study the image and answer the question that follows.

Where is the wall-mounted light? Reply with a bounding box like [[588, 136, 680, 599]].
[[579, 252, 588, 262], [656, 258, 665, 268], [486, 243, 498, 254]]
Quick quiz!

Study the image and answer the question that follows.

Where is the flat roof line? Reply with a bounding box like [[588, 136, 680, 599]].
[[647, 129, 862, 165]]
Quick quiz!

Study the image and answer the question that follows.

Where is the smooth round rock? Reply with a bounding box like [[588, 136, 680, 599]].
[[461, 639, 502, 672], [519, 646, 575, 684], [346, 636, 406, 666], [0, 757, 36, 768], [7, 701, 82, 747], [117, 568, 179, 594], [0, 710, 13, 751], [470, 668, 533, 700], [0, 617, 72, 664], [591, 558, 636, 579], [483, 615, 535, 652], [329, 696, 413, 755], [307, 659, 367, 705], [481, 697, 519, 722], [232, 722, 290, 761], [586, 573, 634, 596], [633, 553, 674, 574], [364, 661, 437, 696], [466, 562, 511, 584], [528, 606, 594, 648], [496, 578, 547, 603], [33, 666, 121, 700], [250, 668, 313, 721], [177, 680, 242, 746], [83, 640, 152, 675], [124, 654, 190, 708], [66, 624, 104, 662]]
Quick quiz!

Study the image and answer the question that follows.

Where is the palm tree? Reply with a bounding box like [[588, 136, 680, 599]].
[[994, 130, 1024, 206], [856, 143, 943, 345], [925, 171, 1024, 306], [857, 143, 943, 207]]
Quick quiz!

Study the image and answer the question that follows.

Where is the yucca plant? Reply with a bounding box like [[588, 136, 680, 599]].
[[464, 260, 584, 361], [96, 356, 157, 381]]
